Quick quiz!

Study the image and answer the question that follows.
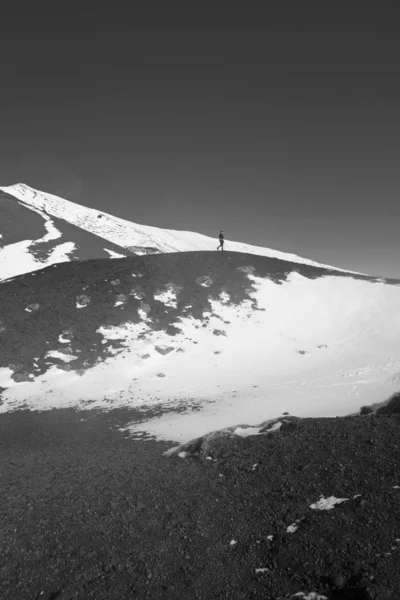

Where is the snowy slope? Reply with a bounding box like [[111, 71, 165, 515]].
[[0, 252, 398, 443], [0, 187, 137, 281], [0, 183, 361, 274]]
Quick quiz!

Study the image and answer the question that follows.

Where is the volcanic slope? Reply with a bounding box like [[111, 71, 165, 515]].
[[0, 183, 363, 279], [0, 189, 137, 281], [0, 251, 399, 443]]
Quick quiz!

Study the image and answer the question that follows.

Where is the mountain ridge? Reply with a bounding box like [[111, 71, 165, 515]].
[[0, 183, 364, 281], [0, 186, 137, 281]]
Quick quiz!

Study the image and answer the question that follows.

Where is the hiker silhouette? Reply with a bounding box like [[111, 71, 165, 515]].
[[217, 230, 224, 251]]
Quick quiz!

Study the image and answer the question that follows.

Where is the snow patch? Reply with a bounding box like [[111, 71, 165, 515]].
[[45, 350, 77, 363], [293, 594, 328, 600], [233, 425, 264, 438], [196, 276, 213, 287], [219, 291, 231, 303], [264, 421, 283, 433], [233, 421, 282, 438], [154, 287, 178, 308], [25, 303, 40, 313], [0, 236, 76, 281], [114, 294, 127, 308], [34, 213, 62, 243], [0, 367, 15, 387], [309, 496, 349, 510], [255, 568, 270, 574], [96, 322, 149, 343], [104, 248, 126, 258], [76, 294, 90, 309]]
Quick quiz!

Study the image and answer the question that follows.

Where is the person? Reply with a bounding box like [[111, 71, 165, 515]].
[[217, 230, 225, 251]]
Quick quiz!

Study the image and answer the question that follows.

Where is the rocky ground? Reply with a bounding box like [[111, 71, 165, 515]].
[[1, 401, 400, 600]]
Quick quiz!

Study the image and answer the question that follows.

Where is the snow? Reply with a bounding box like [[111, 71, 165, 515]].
[[293, 594, 328, 600], [0, 368, 15, 387], [233, 426, 265, 438], [114, 294, 128, 307], [104, 248, 126, 258], [286, 523, 299, 533], [0, 237, 76, 281], [196, 276, 214, 287], [232, 422, 282, 437], [309, 496, 349, 510], [1, 183, 363, 273], [25, 304, 40, 313], [35, 212, 62, 243], [45, 350, 77, 363], [1, 271, 400, 442], [154, 288, 179, 308], [264, 421, 283, 433], [0, 198, 78, 280], [255, 568, 270, 574], [76, 294, 90, 309]]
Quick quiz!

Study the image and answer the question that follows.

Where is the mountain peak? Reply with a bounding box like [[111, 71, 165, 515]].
[[1, 183, 362, 281]]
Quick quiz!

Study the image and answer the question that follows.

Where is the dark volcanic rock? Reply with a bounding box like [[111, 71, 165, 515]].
[[1, 410, 400, 599]]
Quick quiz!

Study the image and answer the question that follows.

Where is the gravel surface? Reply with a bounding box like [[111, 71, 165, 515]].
[[1, 406, 400, 600]]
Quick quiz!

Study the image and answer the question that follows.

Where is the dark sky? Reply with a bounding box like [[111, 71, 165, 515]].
[[1, 4, 400, 277]]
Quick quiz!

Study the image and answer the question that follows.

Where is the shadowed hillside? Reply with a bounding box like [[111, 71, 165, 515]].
[[1, 251, 399, 441], [0, 190, 136, 280], [0, 251, 381, 383], [1, 182, 366, 281]]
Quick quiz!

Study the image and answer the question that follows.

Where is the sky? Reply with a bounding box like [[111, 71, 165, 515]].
[[1, 3, 400, 277]]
